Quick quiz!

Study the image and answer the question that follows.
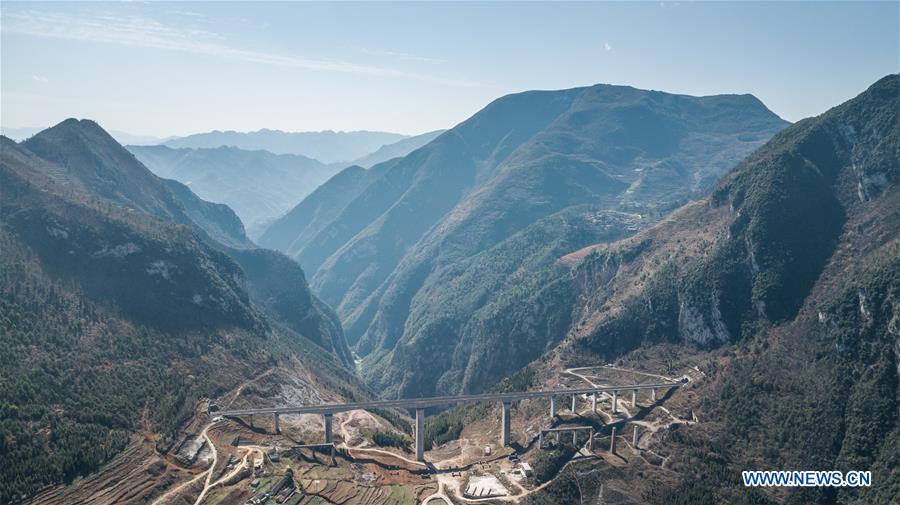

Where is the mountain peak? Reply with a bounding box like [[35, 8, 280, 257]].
[[48, 117, 114, 137], [26, 118, 127, 163]]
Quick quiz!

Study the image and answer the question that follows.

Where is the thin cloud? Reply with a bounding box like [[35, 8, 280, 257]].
[[165, 10, 204, 18], [360, 47, 445, 64], [2, 9, 491, 89], [604, 42, 613, 52], [32, 75, 49, 84]]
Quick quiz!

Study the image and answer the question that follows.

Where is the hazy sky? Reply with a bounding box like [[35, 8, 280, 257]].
[[2, 1, 898, 137]]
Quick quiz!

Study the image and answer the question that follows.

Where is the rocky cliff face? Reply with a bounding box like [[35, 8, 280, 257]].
[[521, 74, 898, 505]]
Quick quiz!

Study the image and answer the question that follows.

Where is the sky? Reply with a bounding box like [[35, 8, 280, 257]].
[[1, 1, 898, 138]]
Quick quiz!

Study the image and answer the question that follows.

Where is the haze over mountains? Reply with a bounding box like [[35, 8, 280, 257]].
[[123, 129, 445, 236], [4, 124, 454, 256], [162, 129, 407, 164], [350, 130, 446, 168], [261, 83, 790, 398], [1, 126, 173, 146], [127, 145, 342, 237]]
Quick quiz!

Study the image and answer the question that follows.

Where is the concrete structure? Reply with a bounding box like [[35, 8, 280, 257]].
[[550, 397, 557, 417], [323, 413, 333, 444], [592, 393, 597, 413], [633, 426, 639, 448], [652, 388, 657, 402], [610, 427, 617, 453], [291, 442, 335, 457], [415, 408, 425, 462], [274, 413, 280, 435], [632, 390, 637, 408], [539, 426, 595, 452], [501, 402, 511, 446], [612, 390, 619, 413], [520, 462, 533, 478], [216, 381, 681, 462]]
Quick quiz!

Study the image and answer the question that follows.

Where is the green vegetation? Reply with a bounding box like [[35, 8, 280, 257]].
[[529, 440, 577, 483], [371, 430, 410, 450], [369, 407, 412, 434], [520, 463, 600, 505]]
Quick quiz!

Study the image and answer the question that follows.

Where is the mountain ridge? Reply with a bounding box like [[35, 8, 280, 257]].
[[163, 128, 408, 164]]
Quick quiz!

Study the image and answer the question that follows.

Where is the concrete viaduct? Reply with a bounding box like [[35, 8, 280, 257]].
[[214, 381, 684, 461]]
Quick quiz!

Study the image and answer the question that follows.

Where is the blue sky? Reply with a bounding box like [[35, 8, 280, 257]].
[[2, 1, 898, 137]]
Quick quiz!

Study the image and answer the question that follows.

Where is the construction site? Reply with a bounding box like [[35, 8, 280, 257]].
[[120, 356, 706, 505]]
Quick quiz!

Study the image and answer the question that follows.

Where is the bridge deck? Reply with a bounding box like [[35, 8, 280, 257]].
[[215, 381, 683, 417]]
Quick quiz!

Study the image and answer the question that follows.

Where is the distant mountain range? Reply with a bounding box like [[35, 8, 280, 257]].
[[0, 120, 364, 501], [162, 129, 408, 164], [127, 145, 343, 238], [260, 83, 791, 399], [2, 125, 173, 146]]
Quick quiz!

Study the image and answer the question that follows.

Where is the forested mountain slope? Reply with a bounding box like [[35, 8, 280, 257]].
[[0, 127, 360, 501], [267, 83, 788, 398]]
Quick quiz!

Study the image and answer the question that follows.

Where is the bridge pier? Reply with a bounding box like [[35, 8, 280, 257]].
[[632, 390, 637, 408], [612, 390, 619, 414], [274, 413, 280, 435], [592, 393, 597, 413], [652, 388, 657, 402], [415, 408, 425, 461], [550, 397, 557, 418], [610, 427, 617, 453], [633, 426, 639, 449], [572, 430, 578, 445], [323, 413, 333, 444], [501, 401, 511, 446], [571, 395, 577, 413]]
